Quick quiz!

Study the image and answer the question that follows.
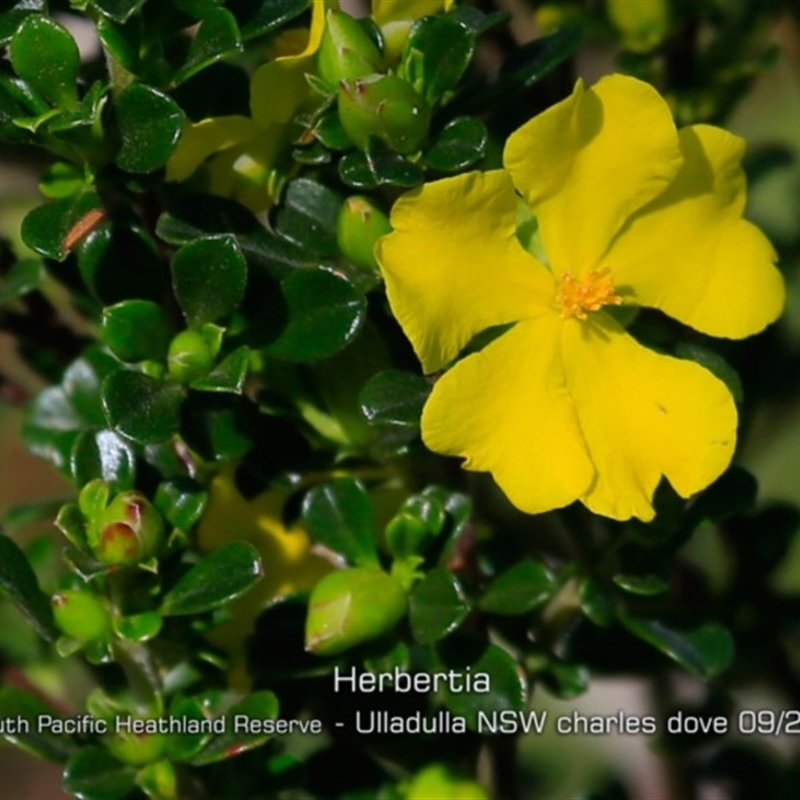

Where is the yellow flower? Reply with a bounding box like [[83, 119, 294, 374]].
[[197, 468, 331, 653], [166, 0, 331, 211], [377, 74, 784, 522]]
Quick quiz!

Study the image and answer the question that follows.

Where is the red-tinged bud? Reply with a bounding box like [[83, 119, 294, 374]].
[[94, 492, 164, 566], [338, 74, 430, 155]]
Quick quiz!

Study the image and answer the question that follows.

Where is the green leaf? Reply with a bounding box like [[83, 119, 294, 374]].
[[21, 190, 103, 261], [102, 300, 171, 363], [359, 369, 430, 428], [190, 691, 279, 765], [274, 178, 342, 258], [339, 138, 424, 190], [10, 15, 79, 108], [171, 234, 247, 326], [263, 269, 366, 362], [613, 572, 670, 596], [541, 660, 589, 700], [64, 747, 137, 800], [102, 371, 186, 444], [160, 541, 263, 616], [301, 477, 378, 566], [499, 25, 582, 91], [423, 117, 487, 173], [0, 533, 57, 641], [0, 686, 76, 763], [113, 612, 162, 642], [93, 0, 148, 23], [436, 637, 527, 730], [0, 258, 44, 304], [402, 15, 475, 104], [233, 0, 309, 42], [114, 83, 184, 173], [154, 478, 208, 532], [0, 0, 46, 46], [167, 696, 214, 761], [478, 560, 557, 616], [174, 8, 242, 85], [22, 386, 82, 470], [619, 614, 735, 678], [579, 577, 615, 627], [156, 194, 261, 244], [77, 222, 167, 304], [179, 395, 255, 462], [64, 348, 119, 428], [409, 569, 470, 644], [190, 347, 250, 394], [70, 429, 137, 490], [3, 498, 67, 535]]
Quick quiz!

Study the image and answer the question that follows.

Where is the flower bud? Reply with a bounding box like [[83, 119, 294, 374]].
[[318, 9, 383, 84], [52, 590, 112, 643], [337, 196, 392, 272], [338, 74, 430, 155], [106, 726, 167, 766], [305, 567, 407, 656], [607, 0, 669, 53], [167, 329, 217, 383], [95, 492, 164, 566]]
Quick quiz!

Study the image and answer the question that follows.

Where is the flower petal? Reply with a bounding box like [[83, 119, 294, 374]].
[[562, 314, 737, 521], [607, 125, 784, 338], [422, 315, 594, 514], [377, 170, 553, 373], [504, 74, 683, 275], [166, 116, 257, 182]]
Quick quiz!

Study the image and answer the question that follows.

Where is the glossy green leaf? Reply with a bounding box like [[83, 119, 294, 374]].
[[263, 269, 365, 361], [402, 15, 475, 104], [21, 191, 103, 261], [0, 686, 76, 763], [10, 15, 79, 108], [0, 258, 44, 304], [0, 533, 57, 641], [63, 348, 119, 428], [154, 478, 208, 532], [160, 541, 263, 616], [620, 613, 735, 678], [156, 194, 261, 244], [93, 0, 148, 23], [174, 8, 242, 85], [39, 162, 85, 199], [190, 347, 250, 394], [409, 569, 470, 644], [423, 117, 487, 173], [479, 560, 557, 616], [302, 477, 378, 566], [436, 637, 527, 730], [359, 369, 430, 428], [179, 395, 255, 462], [113, 612, 162, 642], [498, 25, 582, 91], [274, 178, 341, 257], [96, 16, 141, 73], [541, 660, 589, 700], [0, 0, 46, 46], [64, 747, 137, 800], [102, 371, 186, 444], [233, 0, 309, 42], [102, 300, 171, 363], [579, 577, 615, 627], [114, 83, 184, 173], [136, 760, 178, 800], [167, 696, 214, 761], [172, 234, 247, 326], [190, 691, 279, 765], [55, 503, 89, 549], [613, 572, 670, 596], [339, 138, 424, 190], [70, 429, 137, 490], [22, 386, 83, 471]]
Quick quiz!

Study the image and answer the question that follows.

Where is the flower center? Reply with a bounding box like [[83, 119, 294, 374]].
[[556, 268, 623, 321]]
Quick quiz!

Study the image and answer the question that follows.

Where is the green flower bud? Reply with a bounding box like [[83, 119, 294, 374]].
[[406, 765, 490, 800], [305, 567, 407, 656], [167, 329, 216, 383], [95, 492, 164, 566], [106, 726, 167, 766], [338, 74, 430, 155], [607, 0, 669, 53], [337, 196, 392, 272], [52, 590, 112, 643], [318, 9, 383, 84]]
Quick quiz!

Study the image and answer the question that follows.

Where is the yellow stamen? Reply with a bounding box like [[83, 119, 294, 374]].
[[556, 268, 623, 320]]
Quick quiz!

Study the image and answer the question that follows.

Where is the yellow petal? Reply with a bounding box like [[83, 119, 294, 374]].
[[503, 74, 683, 276], [373, 0, 451, 24], [377, 170, 554, 373], [608, 125, 784, 338], [562, 314, 737, 521], [422, 315, 594, 514], [165, 116, 257, 182]]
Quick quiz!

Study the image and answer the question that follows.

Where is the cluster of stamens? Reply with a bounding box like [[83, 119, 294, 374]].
[[556, 268, 624, 321]]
